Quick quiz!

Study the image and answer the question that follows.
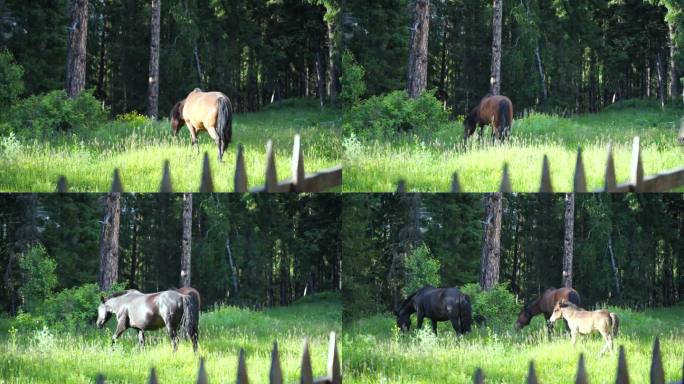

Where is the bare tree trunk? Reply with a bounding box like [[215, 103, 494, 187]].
[[562, 193, 575, 288], [225, 236, 239, 296], [657, 52, 666, 108], [480, 193, 502, 291], [193, 45, 205, 87], [535, 45, 547, 106], [406, 0, 430, 99], [146, 0, 161, 119], [128, 211, 140, 289], [98, 193, 121, 291], [607, 234, 620, 296], [326, 5, 341, 102], [65, 0, 89, 98], [490, 0, 502, 95], [181, 193, 192, 287], [669, 23, 679, 100], [316, 49, 325, 107], [95, 14, 108, 100], [510, 212, 521, 294]]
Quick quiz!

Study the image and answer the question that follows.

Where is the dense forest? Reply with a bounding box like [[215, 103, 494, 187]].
[[0, 0, 341, 115], [342, 193, 684, 321], [343, 0, 684, 113], [0, 193, 342, 315]]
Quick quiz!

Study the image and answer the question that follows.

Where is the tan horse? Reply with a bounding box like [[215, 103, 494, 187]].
[[549, 300, 619, 355], [171, 88, 233, 161], [463, 94, 514, 143]]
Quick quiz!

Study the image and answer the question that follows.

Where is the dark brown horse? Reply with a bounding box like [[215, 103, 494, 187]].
[[515, 287, 580, 335], [463, 95, 513, 143], [171, 88, 233, 161], [96, 288, 200, 352]]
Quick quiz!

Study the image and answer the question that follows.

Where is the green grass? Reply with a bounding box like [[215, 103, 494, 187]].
[[343, 302, 684, 383], [344, 100, 684, 192], [0, 99, 342, 192], [0, 292, 341, 384]]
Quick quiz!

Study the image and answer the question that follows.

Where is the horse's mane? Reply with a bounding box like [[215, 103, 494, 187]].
[[397, 286, 434, 313], [107, 289, 140, 300]]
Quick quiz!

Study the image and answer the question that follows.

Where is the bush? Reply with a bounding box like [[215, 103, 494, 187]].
[[343, 90, 448, 139], [6, 89, 106, 139], [39, 283, 126, 331], [340, 51, 366, 108], [0, 50, 24, 112], [460, 283, 518, 330], [18, 245, 57, 313], [403, 244, 441, 296]]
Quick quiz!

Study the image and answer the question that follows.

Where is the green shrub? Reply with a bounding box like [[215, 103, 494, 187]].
[[39, 283, 126, 331], [18, 245, 57, 313], [7, 89, 106, 139], [460, 283, 518, 330], [340, 51, 366, 108], [343, 90, 448, 139], [0, 51, 24, 112], [403, 244, 441, 296]]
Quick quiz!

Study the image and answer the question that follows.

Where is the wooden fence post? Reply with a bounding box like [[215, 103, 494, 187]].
[[540, 155, 553, 192], [96, 374, 106, 384], [148, 368, 158, 384], [500, 163, 512, 192], [270, 342, 283, 384], [234, 144, 248, 193], [604, 142, 617, 192], [396, 180, 406, 193], [473, 368, 484, 384], [301, 338, 314, 384], [630, 136, 644, 191], [575, 354, 588, 384], [616, 346, 629, 384], [574, 147, 587, 192], [292, 134, 305, 192], [196, 358, 208, 384], [160, 160, 172, 192], [451, 172, 461, 192], [650, 337, 664, 384], [111, 169, 123, 192], [328, 332, 341, 384], [265, 140, 277, 192], [526, 362, 538, 384], [200, 153, 214, 192], [237, 349, 249, 384], [56, 176, 68, 192]]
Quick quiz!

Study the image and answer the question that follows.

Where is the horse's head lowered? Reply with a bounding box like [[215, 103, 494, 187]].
[[515, 305, 533, 329], [394, 306, 411, 332], [463, 107, 478, 141], [170, 100, 186, 136], [96, 295, 113, 329]]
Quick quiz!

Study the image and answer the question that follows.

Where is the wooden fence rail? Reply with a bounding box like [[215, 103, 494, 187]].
[[95, 332, 340, 384], [56, 135, 342, 193], [396, 136, 684, 192], [472, 337, 683, 384]]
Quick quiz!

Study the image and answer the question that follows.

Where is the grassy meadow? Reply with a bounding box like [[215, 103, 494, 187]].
[[0, 292, 341, 384], [343, 302, 684, 383], [343, 100, 684, 192], [0, 100, 341, 192]]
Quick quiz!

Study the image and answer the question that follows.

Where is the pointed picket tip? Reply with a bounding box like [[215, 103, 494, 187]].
[[451, 172, 461, 192], [270, 341, 283, 384], [604, 142, 617, 192], [526, 361, 538, 384], [616, 346, 630, 384], [148, 368, 158, 384], [473, 368, 484, 384], [237, 349, 249, 384], [650, 337, 665, 384], [575, 353, 588, 384], [96, 374, 106, 384], [630, 136, 644, 191], [234, 144, 248, 193], [200, 152, 214, 193], [300, 338, 314, 384], [328, 332, 341, 384], [574, 147, 587, 192], [160, 160, 172, 192], [56, 176, 68, 192], [500, 163, 512, 192], [196, 358, 208, 384], [265, 140, 278, 192], [396, 180, 406, 193], [292, 134, 305, 191], [111, 169, 123, 193], [540, 155, 553, 192]]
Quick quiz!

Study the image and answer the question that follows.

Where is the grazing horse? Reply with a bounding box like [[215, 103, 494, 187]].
[[515, 287, 580, 335], [549, 300, 619, 354], [463, 95, 514, 143], [96, 288, 200, 352], [171, 88, 233, 161], [395, 286, 472, 335]]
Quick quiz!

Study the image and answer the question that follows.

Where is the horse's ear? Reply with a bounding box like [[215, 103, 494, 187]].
[[100, 295, 106, 304]]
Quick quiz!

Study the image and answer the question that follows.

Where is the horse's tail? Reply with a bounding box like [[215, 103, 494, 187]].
[[498, 100, 510, 140], [610, 312, 619, 337], [459, 294, 473, 333], [216, 97, 232, 146], [180, 293, 199, 351]]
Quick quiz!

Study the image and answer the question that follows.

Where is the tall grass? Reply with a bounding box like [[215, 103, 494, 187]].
[[344, 101, 684, 192], [0, 100, 342, 192], [343, 303, 684, 383], [0, 292, 341, 384]]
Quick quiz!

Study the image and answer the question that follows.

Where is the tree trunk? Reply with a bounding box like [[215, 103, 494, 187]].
[[181, 193, 192, 287], [669, 23, 679, 100], [489, 0, 503, 95], [480, 193, 502, 291], [95, 14, 108, 100], [510, 212, 521, 295], [98, 193, 121, 291], [562, 193, 575, 288], [316, 48, 325, 107], [146, 0, 161, 119], [65, 0, 89, 98], [326, 4, 341, 102], [128, 211, 140, 289], [657, 52, 666, 108], [406, 0, 430, 99], [535, 45, 548, 106], [225, 235, 239, 296], [607, 234, 620, 296]]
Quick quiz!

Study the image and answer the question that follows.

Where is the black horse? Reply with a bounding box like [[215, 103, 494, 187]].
[[96, 288, 200, 352], [394, 286, 472, 335]]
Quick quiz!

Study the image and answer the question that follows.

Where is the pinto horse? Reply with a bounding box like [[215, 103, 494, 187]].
[[171, 88, 233, 161], [395, 286, 472, 335], [463, 95, 513, 143], [515, 287, 580, 335], [96, 288, 200, 352]]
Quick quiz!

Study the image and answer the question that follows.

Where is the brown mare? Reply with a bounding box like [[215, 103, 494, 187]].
[[171, 88, 233, 161], [463, 95, 513, 143], [515, 287, 580, 335], [549, 300, 619, 355]]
